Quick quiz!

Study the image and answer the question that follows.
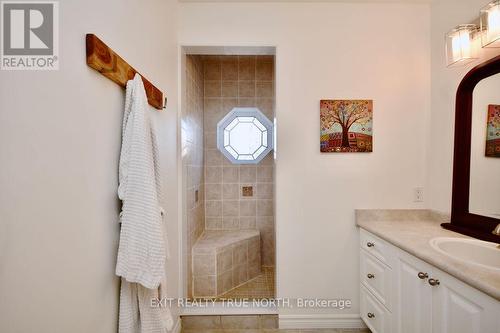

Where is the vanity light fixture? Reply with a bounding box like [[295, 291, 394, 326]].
[[480, 0, 500, 47], [445, 24, 479, 67]]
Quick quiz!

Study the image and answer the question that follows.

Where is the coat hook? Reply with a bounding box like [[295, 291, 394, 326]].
[[163, 97, 167, 109]]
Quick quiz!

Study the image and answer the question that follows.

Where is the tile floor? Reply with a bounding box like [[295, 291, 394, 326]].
[[182, 328, 371, 333], [184, 274, 371, 333], [219, 267, 275, 299], [181, 315, 371, 333]]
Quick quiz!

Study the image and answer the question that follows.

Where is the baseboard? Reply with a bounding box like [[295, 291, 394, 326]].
[[279, 314, 367, 329], [171, 317, 182, 333]]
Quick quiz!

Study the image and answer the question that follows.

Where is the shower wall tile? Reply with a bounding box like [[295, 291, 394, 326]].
[[256, 82, 273, 98], [256, 217, 274, 229], [256, 183, 274, 199], [183, 55, 205, 298], [223, 167, 239, 183], [205, 184, 222, 200], [222, 184, 239, 200], [204, 59, 221, 80], [238, 81, 255, 97], [238, 98, 256, 107], [193, 254, 216, 276], [257, 200, 274, 217], [239, 200, 256, 217], [205, 132, 217, 149], [256, 98, 274, 118], [256, 56, 274, 81], [193, 275, 216, 297], [222, 217, 239, 230], [257, 166, 273, 182], [222, 81, 238, 97], [202, 55, 275, 267], [222, 98, 238, 113], [205, 149, 222, 166], [206, 201, 222, 217], [205, 167, 222, 183], [223, 201, 239, 217], [206, 217, 222, 230], [240, 166, 256, 183], [205, 81, 222, 97], [239, 216, 256, 229], [204, 98, 222, 115], [238, 56, 256, 80], [221, 56, 238, 80]]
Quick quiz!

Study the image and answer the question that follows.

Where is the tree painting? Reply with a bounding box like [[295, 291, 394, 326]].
[[320, 100, 373, 152], [486, 104, 500, 157]]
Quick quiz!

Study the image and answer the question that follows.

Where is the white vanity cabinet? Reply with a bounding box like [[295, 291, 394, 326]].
[[393, 250, 433, 333], [431, 269, 499, 333], [359, 228, 500, 333]]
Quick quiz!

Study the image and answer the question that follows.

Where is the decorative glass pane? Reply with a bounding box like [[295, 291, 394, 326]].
[[226, 118, 239, 131], [225, 146, 238, 159], [238, 155, 254, 161], [229, 122, 262, 155], [253, 146, 266, 159], [253, 119, 266, 131], [217, 107, 274, 164], [238, 116, 255, 123]]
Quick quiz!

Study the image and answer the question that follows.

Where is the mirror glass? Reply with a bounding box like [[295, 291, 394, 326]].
[[469, 73, 500, 219]]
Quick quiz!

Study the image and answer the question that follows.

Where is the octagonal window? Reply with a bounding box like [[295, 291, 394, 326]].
[[217, 107, 274, 164]]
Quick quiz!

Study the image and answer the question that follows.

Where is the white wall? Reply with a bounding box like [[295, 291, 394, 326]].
[[179, 2, 430, 318], [428, 0, 500, 213], [0, 0, 180, 332]]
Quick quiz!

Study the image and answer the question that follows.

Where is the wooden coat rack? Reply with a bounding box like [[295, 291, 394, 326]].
[[86, 34, 166, 110]]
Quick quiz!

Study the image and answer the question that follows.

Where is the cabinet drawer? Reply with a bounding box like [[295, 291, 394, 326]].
[[360, 249, 392, 311], [360, 229, 392, 266], [361, 284, 391, 333]]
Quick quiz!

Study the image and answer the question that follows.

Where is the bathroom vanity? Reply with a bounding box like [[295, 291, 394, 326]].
[[356, 210, 500, 333]]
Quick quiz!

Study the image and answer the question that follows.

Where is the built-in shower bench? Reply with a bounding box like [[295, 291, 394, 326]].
[[192, 229, 261, 298]]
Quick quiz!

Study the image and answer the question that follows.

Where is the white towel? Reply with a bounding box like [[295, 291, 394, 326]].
[[116, 74, 165, 289], [116, 74, 173, 333], [119, 278, 173, 333]]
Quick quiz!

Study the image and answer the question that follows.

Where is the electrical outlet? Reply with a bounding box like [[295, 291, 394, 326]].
[[414, 187, 424, 202]]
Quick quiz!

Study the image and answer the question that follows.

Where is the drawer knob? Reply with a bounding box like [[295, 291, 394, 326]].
[[428, 278, 440, 286], [366, 242, 375, 247], [367, 273, 375, 279], [367, 312, 375, 319], [417, 272, 429, 279]]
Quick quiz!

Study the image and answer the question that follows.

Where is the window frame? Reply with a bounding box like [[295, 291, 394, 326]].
[[216, 107, 274, 164]]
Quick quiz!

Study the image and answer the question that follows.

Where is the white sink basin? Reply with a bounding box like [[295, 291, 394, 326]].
[[429, 237, 500, 271]]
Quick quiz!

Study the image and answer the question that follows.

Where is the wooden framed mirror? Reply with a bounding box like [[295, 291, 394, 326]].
[[441, 55, 500, 243]]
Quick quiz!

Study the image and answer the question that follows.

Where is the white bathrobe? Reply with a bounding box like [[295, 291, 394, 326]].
[[116, 74, 173, 333]]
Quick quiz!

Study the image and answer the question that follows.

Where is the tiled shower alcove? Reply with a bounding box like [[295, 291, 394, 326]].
[[183, 54, 276, 299]]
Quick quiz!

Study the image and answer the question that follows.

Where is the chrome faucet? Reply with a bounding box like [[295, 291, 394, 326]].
[[493, 224, 500, 236]]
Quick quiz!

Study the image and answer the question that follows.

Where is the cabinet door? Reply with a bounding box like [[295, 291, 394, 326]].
[[394, 251, 433, 333], [431, 269, 500, 333]]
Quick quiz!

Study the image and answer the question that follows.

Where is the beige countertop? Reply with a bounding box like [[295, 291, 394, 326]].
[[356, 209, 500, 301]]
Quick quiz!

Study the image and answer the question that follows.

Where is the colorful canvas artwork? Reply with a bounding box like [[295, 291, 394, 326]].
[[486, 104, 500, 157], [320, 100, 373, 152]]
